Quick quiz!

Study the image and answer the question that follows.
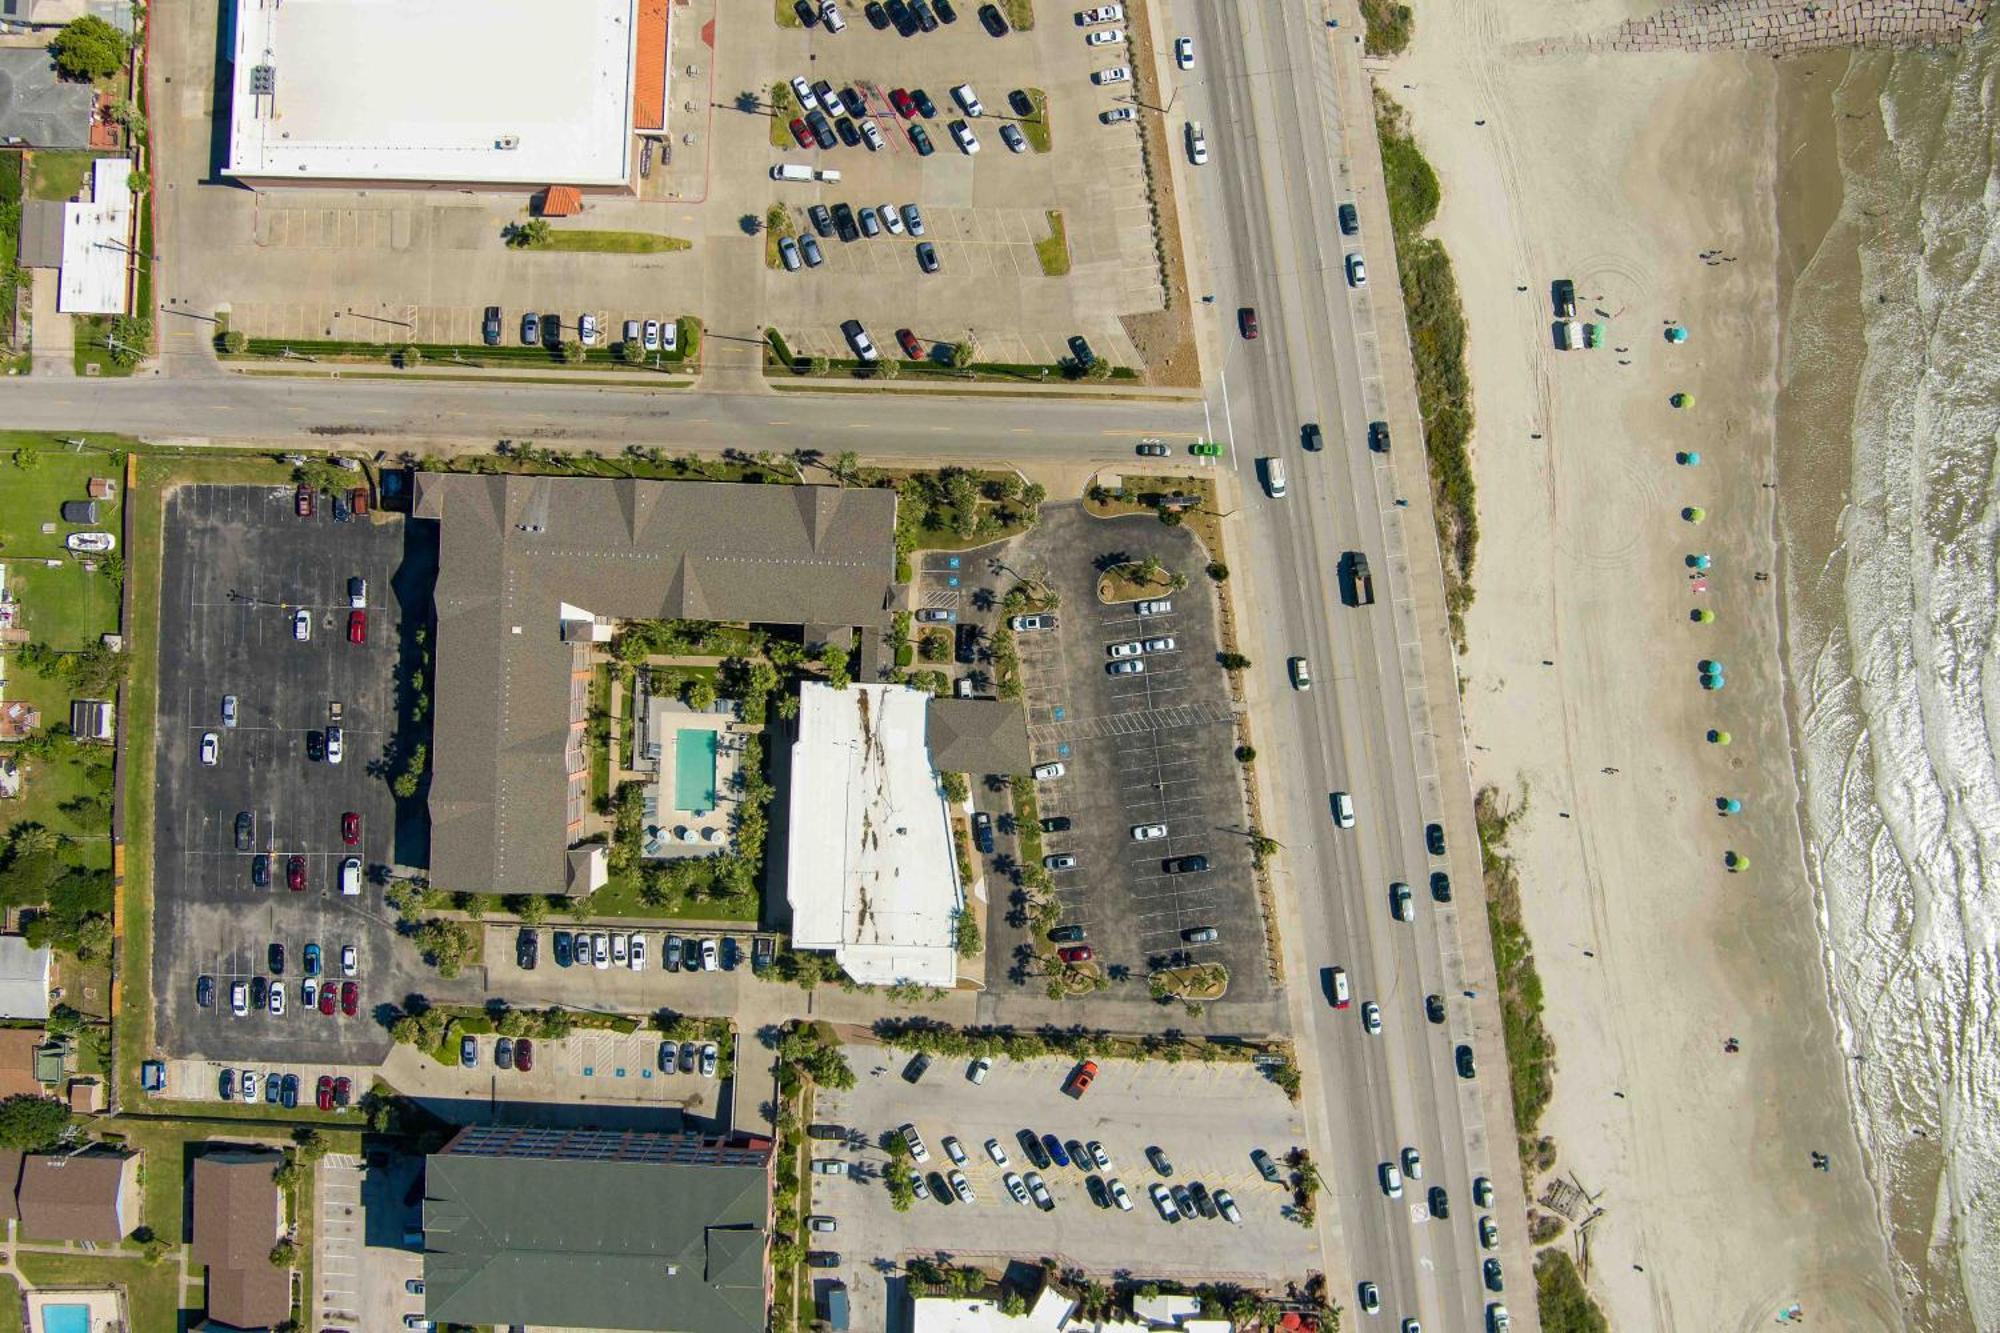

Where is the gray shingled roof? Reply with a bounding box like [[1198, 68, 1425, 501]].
[[925, 698, 1033, 776], [0, 49, 94, 150], [421, 1133, 771, 1331], [415, 474, 897, 896]]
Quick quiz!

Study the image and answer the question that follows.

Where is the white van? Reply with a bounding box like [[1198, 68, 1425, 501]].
[[770, 163, 845, 182], [339, 857, 361, 896], [1331, 791, 1355, 828], [1261, 456, 1287, 498]]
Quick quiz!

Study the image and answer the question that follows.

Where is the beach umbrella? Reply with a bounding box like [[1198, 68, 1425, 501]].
[[1686, 553, 1711, 570], [1676, 450, 1702, 466], [1708, 729, 1731, 745], [1698, 659, 1717, 673], [1683, 506, 1707, 523], [1702, 674, 1725, 690], [1666, 325, 1688, 344], [1671, 391, 1694, 408], [1691, 578, 1710, 593], [1725, 851, 1749, 871], [1690, 609, 1716, 624], [1716, 797, 1742, 814]]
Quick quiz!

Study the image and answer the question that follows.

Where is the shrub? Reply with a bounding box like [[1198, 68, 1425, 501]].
[[49, 16, 127, 81]]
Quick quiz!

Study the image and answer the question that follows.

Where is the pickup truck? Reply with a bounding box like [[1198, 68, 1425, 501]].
[[1344, 553, 1375, 607]]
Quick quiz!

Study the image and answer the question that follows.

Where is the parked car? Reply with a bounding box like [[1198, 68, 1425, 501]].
[[1000, 123, 1027, 152], [1175, 35, 1195, 67], [1101, 106, 1137, 124], [909, 123, 935, 155], [1085, 26, 1124, 44], [251, 853, 268, 887], [916, 241, 939, 273], [979, 2, 1008, 35], [482, 306, 502, 345], [949, 120, 979, 153], [200, 731, 218, 766], [495, 1037, 514, 1070], [1057, 944, 1093, 964], [1346, 252, 1368, 286], [1186, 120, 1209, 165], [460, 1035, 478, 1067], [286, 856, 305, 892], [1164, 854, 1209, 874], [1339, 202, 1359, 235], [520, 312, 540, 345], [293, 608, 312, 641]]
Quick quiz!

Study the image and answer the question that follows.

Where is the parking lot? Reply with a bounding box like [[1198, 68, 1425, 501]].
[[764, 7, 1165, 366], [809, 1050, 1317, 1332], [151, 484, 470, 1068], [993, 504, 1271, 1003]]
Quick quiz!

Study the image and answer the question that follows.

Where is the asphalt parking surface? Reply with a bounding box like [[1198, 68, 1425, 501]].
[[999, 504, 1270, 1003], [810, 1050, 1318, 1332], [150, 484, 468, 1066]]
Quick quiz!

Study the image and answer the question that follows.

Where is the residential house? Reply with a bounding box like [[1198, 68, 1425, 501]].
[[17, 1147, 139, 1243], [192, 1149, 292, 1331], [0, 936, 51, 1020], [69, 699, 113, 742]]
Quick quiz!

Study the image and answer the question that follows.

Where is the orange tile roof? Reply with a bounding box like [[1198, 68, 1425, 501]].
[[539, 186, 583, 217], [633, 0, 669, 131]]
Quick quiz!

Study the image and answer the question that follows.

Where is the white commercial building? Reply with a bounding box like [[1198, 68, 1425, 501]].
[[224, 0, 651, 189], [57, 156, 131, 315], [786, 682, 962, 987]]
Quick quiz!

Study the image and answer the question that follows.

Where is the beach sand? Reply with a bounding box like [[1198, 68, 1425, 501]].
[[1392, 1, 1908, 1327]]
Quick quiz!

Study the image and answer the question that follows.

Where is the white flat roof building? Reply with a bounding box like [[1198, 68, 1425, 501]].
[[57, 156, 131, 315], [787, 682, 962, 987], [224, 0, 639, 188]]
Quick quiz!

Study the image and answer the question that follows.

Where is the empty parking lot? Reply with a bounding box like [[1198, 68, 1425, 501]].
[[151, 484, 471, 1067], [809, 1049, 1317, 1332]]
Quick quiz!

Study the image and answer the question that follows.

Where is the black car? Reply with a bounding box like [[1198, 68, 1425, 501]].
[[196, 975, 215, 1008], [1086, 1175, 1110, 1208], [268, 943, 284, 975], [902, 1052, 932, 1083], [1146, 1145, 1174, 1176], [1164, 854, 1209, 874], [934, 0, 956, 21], [926, 1171, 953, 1204], [1425, 821, 1446, 855], [808, 203, 834, 237], [1456, 1044, 1477, 1079], [971, 811, 994, 853], [1430, 871, 1452, 903], [909, 124, 935, 156], [306, 730, 325, 762], [865, 0, 889, 25], [832, 116, 858, 147], [807, 1251, 840, 1268], [911, 87, 937, 117], [482, 305, 502, 346], [1338, 202, 1359, 235], [1067, 334, 1095, 369], [553, 930, 573, 968], [1008, 88, 1034, 117], [807, 1122, 849, 1141], [250, 853, 269, 887], [235, 811, 254, 852], [1048, 924, 1086, 943], [219, 1069, 235, 1100], [1040, 815, 1072, 833], [912, 0, 937, 30], [249, 975, 268, 1008], [812, 78, 836, 106], [1428, 1186, 1450, 1219], [831, 203, 860, 242], [541, 312, 563, 348], [916, 241, 939, 273], [1188, 1181, 1218, 1219], [517, 929, 539, 970], [1425, 993, 1446, 1024], [793, 0, 818, 24], [1368, 419, 1392, 452], [1018, 1129, 1051, 1169], [520, 311, 539, 345], [806, 109, 836, 149], [886, 0, 916, 33], [839, 86, 867, 118], [979, 1, 1008, 35], [281, 1074, 299, 1109]]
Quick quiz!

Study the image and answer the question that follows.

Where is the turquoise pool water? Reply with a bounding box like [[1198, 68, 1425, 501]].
[[42, 1305, 89, 1333], [674, 728, 719, 812]]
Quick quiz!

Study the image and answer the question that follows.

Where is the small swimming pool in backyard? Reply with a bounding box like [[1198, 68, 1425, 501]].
[[41, 1306, 90, 1333], [674, 728, 719, 812]]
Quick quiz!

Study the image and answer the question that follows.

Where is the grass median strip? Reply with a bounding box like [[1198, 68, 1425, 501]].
[[531, 229, 691, 254], [1035, 209, 1070, 276], [770, 83, 802, 148], [1019, 87, 1052, 152]]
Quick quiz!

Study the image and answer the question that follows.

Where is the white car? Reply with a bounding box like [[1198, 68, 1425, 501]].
[[628, 933, 647, 970], [969, 1056, 991, 1084], [1142, 637, 1176, 653], [293, 608, 312, 640], [1004, 1171, 1030, 1204], [348, 577, 367, 608], [340, 944, 357, 976], [242, 1069, 258, 1101], [1174, 35, 1194, 68], [700, 1042, 719, 1077], [1108, 640, 1144, 658], [859, 118, 885, 150], [1086, 1141, 1111, 1171], [269, 982, 285, 1015], [1380, 1162, 1403, 1197], [702, 937, 720, 970], [985, 1137, 1010, 1166], [1091, 65, 1132, 86], [1362, 1001, 1383, 1034], [1025, 1172, 1054, 1210], [791, 75, 818, 112], [1185, 120, 1209, 165], [200, 732, 219, 766], [230, 982, 248, 1016], [900, 1123, 931, 1163], [880, 203, 905, 235], [948, 1169, 975, 1203], [1151, 1182, 1179, 1221], [1033, 762, 1066, 780], [1108, 659, 1145, 675], [1078, 3, 1121, 20], [1108, 1177, 1132, 1210], [302, 978, 318, 1010], [643, 319, 661, 351], [820, 0, 845, 31], [1346, 252, 1368, 287], [951, 83, 984, 116], [944, 1136, 969, 1167], [950, 120, 980, 154], [1290, 657, 1313, 690], [325, 725, 343, 764], [1101, 107, 1137, 124], [592, 932, 610, 969], [1086, 27, 1124, 45], [1216, 1188, 1241, 1223], [1136, 599, 1173, 616], [1130, 824, 1167, 841], [579, 313, 600, 345], [1402, 1146, 1423, 1180]]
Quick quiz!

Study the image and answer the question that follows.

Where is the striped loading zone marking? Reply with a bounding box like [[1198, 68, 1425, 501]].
[[1029, 698, 1236, 746]]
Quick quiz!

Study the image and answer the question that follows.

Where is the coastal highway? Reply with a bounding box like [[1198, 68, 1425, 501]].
[[1165, 1, 1521, 1329], [0, 376, 1203, 459]]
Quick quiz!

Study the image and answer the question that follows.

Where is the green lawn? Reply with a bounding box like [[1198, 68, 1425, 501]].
[[13, 1252, 185, 1332], [770, 83, 802, 149], [1018, 88, 1052, 153], [0, 443, 127, 646], [1034, 210, 1070, 277], [27, 149, 100, 202], [534, 230, 692, 254], [0, 1275, 19, 1333], [72, 315, 136, 378], [1, 151, 23, 349]]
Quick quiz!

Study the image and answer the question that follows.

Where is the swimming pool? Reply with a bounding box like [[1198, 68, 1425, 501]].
[[41, 1305, 89, 1333], [674, 728, 719, 813]]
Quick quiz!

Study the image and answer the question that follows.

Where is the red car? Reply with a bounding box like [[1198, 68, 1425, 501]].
[[315, 1075, 333, 1110], [896, 327, 923, 360], [516, 1037, 535, 1072], [1057, 944, 1093, 964], [890, 87, 918, 119], [286, 856, 306, 891], [789, 117, 812, 149], [295, 484, 315, 518], [1238, 307, 1260, 340], [341, 812, 360, 845], [347, 610, 366, 644], [333, 1076, 352, 1107], [319, 985, 337, 1016], [341, 981, 358, 1016], [1064, 1059, 1099, 1098]]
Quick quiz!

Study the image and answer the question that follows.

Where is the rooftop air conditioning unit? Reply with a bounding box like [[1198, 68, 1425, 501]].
[[495, 135, 520, 150]]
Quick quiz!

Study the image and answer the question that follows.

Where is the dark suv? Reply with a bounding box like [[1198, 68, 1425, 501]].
[[1368, 420, 1391, 452], [1164, 854, 1210, 874], [517, 929, 539, 970], [482, 306, 502, 346], [234, 811, 254, 851]]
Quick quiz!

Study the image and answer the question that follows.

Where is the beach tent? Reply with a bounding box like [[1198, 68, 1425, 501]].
[[1677, 450, 1701, 466], [1666, 325, 1689, 344]]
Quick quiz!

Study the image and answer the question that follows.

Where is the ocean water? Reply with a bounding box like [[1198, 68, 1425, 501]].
[[1780, 26, 2000, 1332]]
